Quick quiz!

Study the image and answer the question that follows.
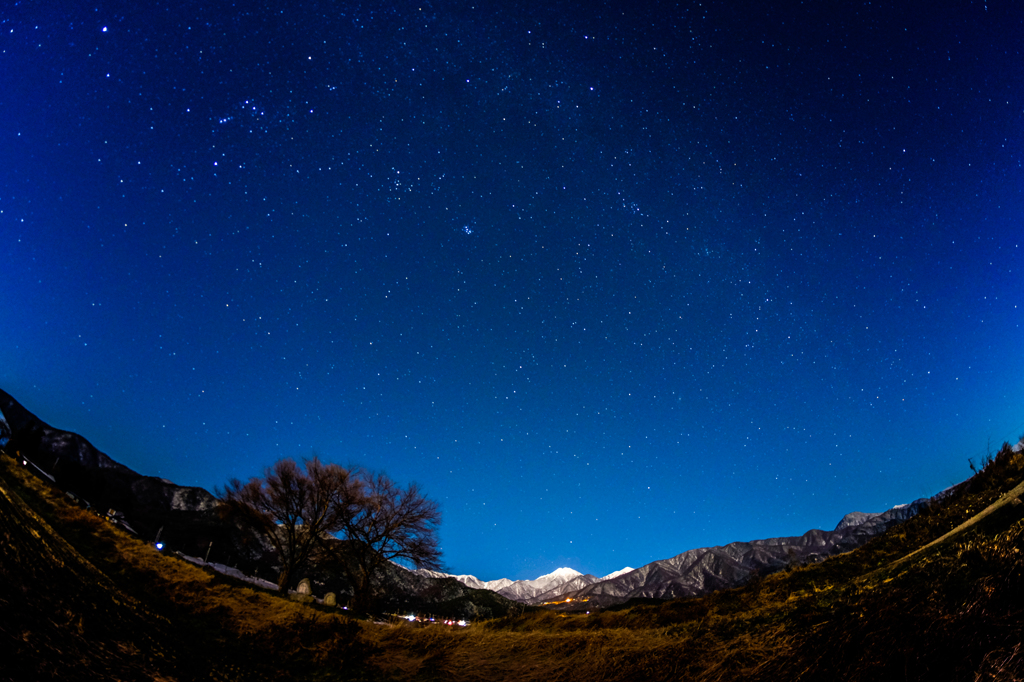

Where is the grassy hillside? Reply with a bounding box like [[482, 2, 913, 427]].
[[0, 451, 375, 681], [3, 441, 1023, 681]]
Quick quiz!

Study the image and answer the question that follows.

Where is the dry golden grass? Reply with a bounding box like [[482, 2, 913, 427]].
[[4, 441, 1024, 681]]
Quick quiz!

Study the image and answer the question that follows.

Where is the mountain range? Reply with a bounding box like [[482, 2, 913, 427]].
[[413, 565, 637, 603], [411, 494, 937, 608], [0, 386, 938, 611]]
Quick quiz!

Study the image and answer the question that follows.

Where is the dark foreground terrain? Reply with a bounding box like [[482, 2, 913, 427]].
[[3, 439, 1024, 681]]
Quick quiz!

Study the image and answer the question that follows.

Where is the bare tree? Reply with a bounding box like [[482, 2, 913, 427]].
[[219, 457, 357, 591], [341, 471, 442, 610]]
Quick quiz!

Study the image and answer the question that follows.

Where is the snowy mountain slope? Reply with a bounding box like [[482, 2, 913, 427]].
[[527, 573, 603, 604], [412, 496, 936, 608], [410, 568, 515, 593], [494, 567, 583, 601], [413, 566, 637, 602], [600, 566, 635, 581], [551, 497, 936, 606]]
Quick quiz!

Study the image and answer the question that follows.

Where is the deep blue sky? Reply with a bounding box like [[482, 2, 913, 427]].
[[2, 0, 1022, 581]]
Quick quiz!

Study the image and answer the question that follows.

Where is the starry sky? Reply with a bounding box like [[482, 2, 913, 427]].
[[2, 0, 1023, 581]]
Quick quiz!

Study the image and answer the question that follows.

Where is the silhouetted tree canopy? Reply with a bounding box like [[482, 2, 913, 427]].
[[342, 471, 443, 610], [219, 457, 358, 591], [219, 458, 441, 604]]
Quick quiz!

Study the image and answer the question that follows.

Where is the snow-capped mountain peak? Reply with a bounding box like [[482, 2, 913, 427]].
[[490, 567, 579, 601], [412, 565, 635, 603], [601, 567, 635, 580], [536, 567, 581, 581]]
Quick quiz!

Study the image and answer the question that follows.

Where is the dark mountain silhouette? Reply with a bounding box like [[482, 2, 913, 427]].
[[0, 387, 516, 618], [549, 498, 935, 607], [0, 386, 951, 613], [0, 387, 251, 566], [3, 385, 1022, 681]]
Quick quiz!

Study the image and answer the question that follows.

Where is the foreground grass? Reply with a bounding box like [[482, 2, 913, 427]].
[[3, 441, 1024, 681], [1, 451, 375, 681], [373, 442, 1024, 681]]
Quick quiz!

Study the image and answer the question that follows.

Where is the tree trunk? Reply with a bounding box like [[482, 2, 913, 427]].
[[277, 565, 291, 592], [352, 563, 376, 613]]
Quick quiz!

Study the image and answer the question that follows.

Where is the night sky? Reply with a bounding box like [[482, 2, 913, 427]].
[[2, 0, 1022, 581]]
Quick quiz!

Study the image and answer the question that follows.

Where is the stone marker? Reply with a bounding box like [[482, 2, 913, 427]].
[[296, 578, 312, 595], [324, 592, 336, 606]]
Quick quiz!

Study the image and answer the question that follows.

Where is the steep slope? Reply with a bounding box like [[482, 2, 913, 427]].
[[528, 572, 604, 604], [0, 453, 179, 680], [0, 388, 218, 513], [0, 388, 259, 567], [415, 498, 932, 608], [3, 391, 1022, 681], [0, 387, 520, 619], [417, 566, 602, 602], [412, 566, 641, 604], [0, 389, 132, 474], [0, 385, 997, 617], [550, 497, 935, 606], [0, 451, 385, 681], [495, 567, 586, 601], [412, 567, 515, 593]]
